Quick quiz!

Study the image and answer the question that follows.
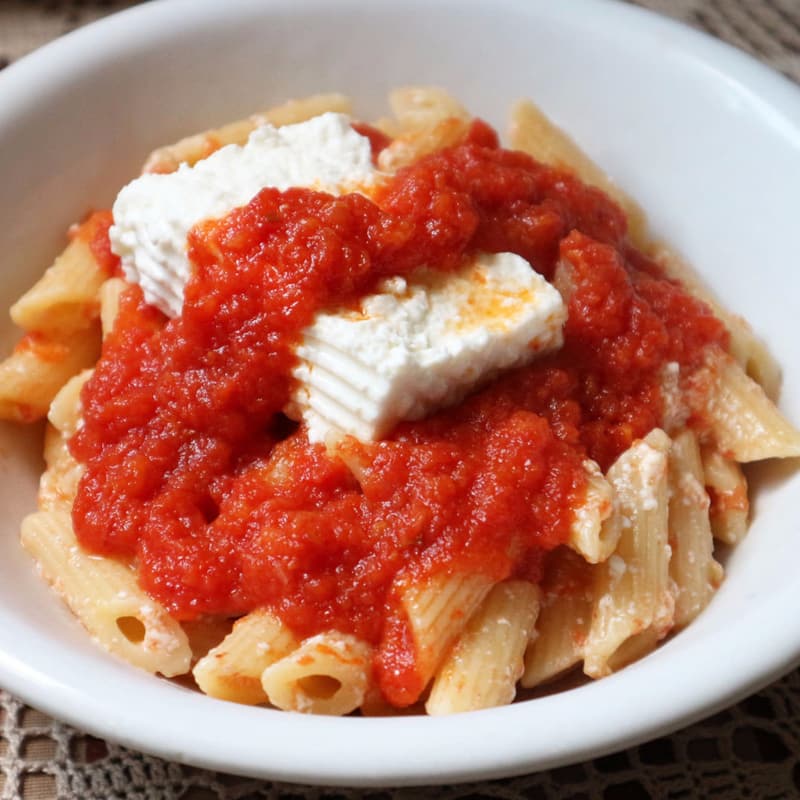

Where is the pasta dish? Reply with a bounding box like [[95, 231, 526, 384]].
[[2, 88, 798, 716]]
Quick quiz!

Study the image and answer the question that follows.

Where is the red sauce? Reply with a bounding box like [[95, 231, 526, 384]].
[[708, 485, 749, 516], [15, 332, 70, 362], [70, 121, 727, 706], [350, 122, 392, 162], [70, 210, 121, 276]]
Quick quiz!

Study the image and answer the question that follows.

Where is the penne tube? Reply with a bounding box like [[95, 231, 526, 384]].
[[703, 350, 800, 462], [510, 96, 781, 402], [701, 445, 749, 545], [388, 86, 469, 131], [583, 429, 674, 679], [522, 548, 594, 688], [376, 85, 469, 139], [659, 360, 689, 433], [728, 325, 782, 403], [38, 424, 83, 512], [377, 116, 470, 172], [193, 609, 298, 705], [0, 326, 101, 422], [10, 239, 106, 335], [606, 627, 661, 673], [650, 244, 782, 399], [99, 277, 130, 339], [21, 510, 191, 677], [261, 632, 372, 715], [668, 430, 724, 629], [38, 371, 93, 511], [508, 99, 649, 248], [47, 368, 92, 436], [426, 581, 540, 715], [143, 93, 352, 173], [567, 459, 615, 564], [391, 572, 494, 705]]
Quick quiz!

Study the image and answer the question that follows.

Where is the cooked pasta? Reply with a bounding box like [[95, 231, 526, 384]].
[[583, 430, 673, 679], [426, 581, 540, 714], [667, 429, 723, 629], [261, 632, 373, 715], [522, 549, 594, 689], [193, 609, 299, 704], [21, 510, 191, 677]]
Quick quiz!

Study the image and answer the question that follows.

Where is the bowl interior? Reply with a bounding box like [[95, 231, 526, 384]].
[[1, 0, 800, 786]]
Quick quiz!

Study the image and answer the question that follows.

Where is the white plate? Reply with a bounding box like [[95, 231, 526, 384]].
[[1, 0, 799, 787]]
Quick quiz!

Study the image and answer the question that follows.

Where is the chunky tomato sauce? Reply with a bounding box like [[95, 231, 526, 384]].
[[70, 120, 727, 705]]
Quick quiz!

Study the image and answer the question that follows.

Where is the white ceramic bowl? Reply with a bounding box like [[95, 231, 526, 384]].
[[1, 0, 799, 787]]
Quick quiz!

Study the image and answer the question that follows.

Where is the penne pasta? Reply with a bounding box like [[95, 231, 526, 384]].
[[377, 116, 471, 172], [668, 429, 723, 629], [606, 627, 662, 673], [38, 423, 84, 513], [99, 277, 130, 339], [10, 238, 106, 335], [0, 326, 100, 422], [701, 445, 749, 545], [393, 572, 494, 704], [47, 368, 92, 436], [387, 86, 469, 131], [651, 244, 782, 399], [142, 93, 353, 173], [193, 609, 298, 705], [522, 548, 594, 689], [659, 360, 689, 434], [21, 510, 191, 677], [583, 429, 674, 679], [374, 86, 472, 170], [38, 370, 93, 512], [510, 99, 784, 405], [508, 99, 649, 248], [567, 460, 615, 564], [426, 581, 540, 714], [703, 349, 800, 462], [261, 632, 372, 715]]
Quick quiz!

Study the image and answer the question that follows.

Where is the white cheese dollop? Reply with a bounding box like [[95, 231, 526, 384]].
[[110, 112, 377, 317], [290, 252, 566, 442]]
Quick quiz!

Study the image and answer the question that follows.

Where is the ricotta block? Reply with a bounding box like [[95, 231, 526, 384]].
[[110, 113, 377, 317], [287, 252, 566, 443]]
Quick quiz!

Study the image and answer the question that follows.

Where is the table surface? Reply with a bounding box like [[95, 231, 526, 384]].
[[1, 1, 800, 798]]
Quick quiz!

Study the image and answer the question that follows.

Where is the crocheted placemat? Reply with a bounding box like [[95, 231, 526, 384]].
[[1, 1, 799, 798]]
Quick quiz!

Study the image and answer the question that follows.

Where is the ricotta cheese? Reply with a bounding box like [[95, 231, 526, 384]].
[[110, 112, 377, 317], [111, 113, 567, 442], [288, 252, 566, 442]]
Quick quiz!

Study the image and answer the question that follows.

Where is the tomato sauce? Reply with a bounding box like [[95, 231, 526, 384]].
[[71, 210, 121, 276], [70, 120, 727, 705], [350, 122, 392, 162]]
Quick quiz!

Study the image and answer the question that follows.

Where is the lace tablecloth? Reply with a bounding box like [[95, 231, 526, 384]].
[[1, 1, 799, 798]]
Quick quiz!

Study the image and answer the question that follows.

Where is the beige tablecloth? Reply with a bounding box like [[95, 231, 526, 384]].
[[1, 1, 800, 798]]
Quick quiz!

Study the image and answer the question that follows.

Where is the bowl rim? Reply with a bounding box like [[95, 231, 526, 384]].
[[1, 0, 800, 787]]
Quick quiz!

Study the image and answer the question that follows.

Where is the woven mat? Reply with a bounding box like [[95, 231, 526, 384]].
[[1, 1, 800, 798]]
